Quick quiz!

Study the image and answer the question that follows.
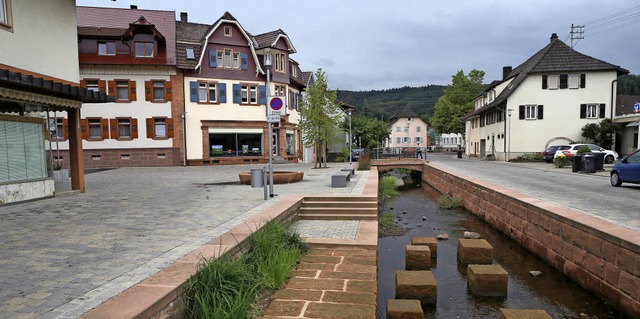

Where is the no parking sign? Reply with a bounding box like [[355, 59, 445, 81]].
[[268, 96, 286, 116]]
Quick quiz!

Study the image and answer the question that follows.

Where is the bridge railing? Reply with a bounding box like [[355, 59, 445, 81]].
[[372, 147, 426, 160]]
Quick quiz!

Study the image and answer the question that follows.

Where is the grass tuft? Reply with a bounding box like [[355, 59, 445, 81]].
[[358, 154, 372, 170], [437, 195, 463, 209], [379, 212, 394, 227]]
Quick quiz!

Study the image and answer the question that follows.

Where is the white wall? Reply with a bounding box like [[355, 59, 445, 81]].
[[388, 117, 428, 147], [0, 0, 80, 83]]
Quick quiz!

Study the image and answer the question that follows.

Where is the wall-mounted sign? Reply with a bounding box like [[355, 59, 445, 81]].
[[633, 102, 640, 113]]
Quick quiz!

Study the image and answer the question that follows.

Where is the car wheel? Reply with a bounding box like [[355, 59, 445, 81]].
[[605, 155, 614, 164], [610, 172, 622, 187]]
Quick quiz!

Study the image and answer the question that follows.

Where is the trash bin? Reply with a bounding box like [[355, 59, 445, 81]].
[[250, 168, 264, 188], [457, 150, 463, 158], [583, 154, 596, 173], [571, 155, 583, 172], [594, 152, 605, 171]]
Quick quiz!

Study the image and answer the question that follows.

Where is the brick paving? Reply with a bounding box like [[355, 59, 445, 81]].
[[258, 247, 377, 319], [291, 220, 360, 240]]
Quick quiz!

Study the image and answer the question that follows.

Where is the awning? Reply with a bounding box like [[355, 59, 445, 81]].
[[0, 87, 81, 109], [626, 121, 640, 127]]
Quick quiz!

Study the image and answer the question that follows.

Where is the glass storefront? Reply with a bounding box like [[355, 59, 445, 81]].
[[209, 133, 263, 157]]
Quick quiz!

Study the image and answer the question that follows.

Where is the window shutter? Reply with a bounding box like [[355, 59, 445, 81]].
[[146, 118, 154, 138], [144, 81, 152, 101], [98, 80, 107, 94], [580, 104, 587, 119], [209, 50, 216, 68], [542, 75, 547, 89], [80, 80, 87, 88], [219, 83, 227, 103], [110, 119, 119, 139], [599, 103, 606, 118], [80, 119, 88, 140], [131, 118, 138, 139], [233, 84, 241, 104], [519, 105, 525, 120], [108, 80, 116, 96], [537, 105, 544, 119], [129, 81, 137, 102], [63, 119, 69, 140], [167, 118, 174, 138], [580, 74, 586, 88], [101, 118, 109, 139], [189, 81, 198, 102], [560, 74, 568, 89], [259, 85, 266, 105], [241, 52, 248, 70], [165, 81, 172, 101]]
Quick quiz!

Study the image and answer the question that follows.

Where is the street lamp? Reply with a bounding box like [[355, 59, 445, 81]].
[[507, 108, 513, 161], [348, 109, 352, 165], [264, 48, 274, 197]]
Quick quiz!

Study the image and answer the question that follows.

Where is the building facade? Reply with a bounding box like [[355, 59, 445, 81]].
[[466, 33, 628, 160], [387, 108, 428, 148]]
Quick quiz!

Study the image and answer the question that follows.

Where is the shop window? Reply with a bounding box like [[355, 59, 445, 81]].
[[0, 118, 46, 182], [209, 133, 263, 157]]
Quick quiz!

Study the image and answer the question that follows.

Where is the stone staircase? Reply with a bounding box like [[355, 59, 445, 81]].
[[298, 195, 378, 220]]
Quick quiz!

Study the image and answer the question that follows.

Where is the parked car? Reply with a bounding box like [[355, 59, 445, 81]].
[[610, 148, 640, 187], [554, 144, 618, 164], [543, 145, 570, 163], [351, 148, 365, 161]]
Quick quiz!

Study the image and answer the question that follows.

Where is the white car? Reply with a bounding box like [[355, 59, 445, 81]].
[[554, 144, 618, 164]]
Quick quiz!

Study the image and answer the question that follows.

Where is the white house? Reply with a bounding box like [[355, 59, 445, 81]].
[[466, 33, 628, 160], [434, 133, 463, 151], [387, 108, 428, 149]]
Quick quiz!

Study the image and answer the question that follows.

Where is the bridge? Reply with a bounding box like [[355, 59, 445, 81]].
[[371, 158, 427, 172]]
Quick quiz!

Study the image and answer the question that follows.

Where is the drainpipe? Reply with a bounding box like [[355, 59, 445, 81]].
[[182, 111, 187, 167], [610, 78, 618, 151]]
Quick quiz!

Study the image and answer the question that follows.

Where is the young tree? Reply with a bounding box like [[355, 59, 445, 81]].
[[299, 69, 340, 168], [341, 114, 389, 150], [430, 69, 485, 135]]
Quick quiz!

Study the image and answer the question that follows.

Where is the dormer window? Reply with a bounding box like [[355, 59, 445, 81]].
[[224, 26, 232, 37], [135, 42, 153, 57], [186, 47, 195, 60], [98, 41, 116, 56], [274, 53, 286, 73]]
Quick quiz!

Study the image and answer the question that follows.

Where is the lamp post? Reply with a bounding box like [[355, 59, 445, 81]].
[[348, 109, 352, 165], [507, 108, 513, 161], [264, 48, 274, 197]]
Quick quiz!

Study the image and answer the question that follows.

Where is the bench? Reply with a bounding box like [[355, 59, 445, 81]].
[[341, 167, 355, 178], [332, 170, 351, 187]]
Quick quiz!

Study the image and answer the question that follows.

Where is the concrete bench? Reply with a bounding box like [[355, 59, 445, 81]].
[[331, 170, 351, 187], [341, 167, 355, 178]]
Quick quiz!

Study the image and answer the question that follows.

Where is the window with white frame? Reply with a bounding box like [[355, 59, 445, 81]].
[[224, 26, 232, 37], [198, 81, 217, 103], [547, 75, 558, 89], [152, 81, 165, 101], [233, 52, 240, 69], [569, 74, 579, 89], [88, 118, 102, 139], [416, 126, 421, 132], [403, 137, 410, 143], [396, 126, 400, 132], [525, 105, 537, 119], [154, 118, 167, 138], [274, 85, 285, 96], [415, 137, 422, 143], [240, 84, 259, 105], [217, 51, 224, 67], [275, 53, 286, 73], [225, 49, 232, 68], [118, 119, 131, 138], [396, 137, 401, 144], [116, 81, 129, 101], [586, 104, 598, 118]]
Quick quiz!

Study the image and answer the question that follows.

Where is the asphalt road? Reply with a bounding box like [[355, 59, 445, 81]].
[[426, 153, 640, 231]]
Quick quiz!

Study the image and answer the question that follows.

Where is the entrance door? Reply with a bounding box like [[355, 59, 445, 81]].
[[480, 139, 486, 157]]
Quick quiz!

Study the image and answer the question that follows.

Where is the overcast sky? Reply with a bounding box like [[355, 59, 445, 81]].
[[77, 0, 640, 91]]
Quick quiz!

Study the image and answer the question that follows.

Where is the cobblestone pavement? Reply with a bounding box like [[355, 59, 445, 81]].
[[0, 163, 368, 319], [426, 153, 640, 231], [291, 220, 360, 240]]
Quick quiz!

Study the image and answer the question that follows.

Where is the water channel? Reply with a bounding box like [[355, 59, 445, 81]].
[[376, 171, 626, 319]]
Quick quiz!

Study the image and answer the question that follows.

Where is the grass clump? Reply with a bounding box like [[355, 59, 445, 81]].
[[379, 212, 394, 227], [379, 175, 400, 200], [182, 220, 307, 318], [437, 195, 463, 209], [358, 153, 372, 170]]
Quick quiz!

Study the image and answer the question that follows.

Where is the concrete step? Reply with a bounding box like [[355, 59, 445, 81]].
[[297, 213, 378, 221], [301, 200, 378, 208], [303, 195, 377, 202], [299, 207, 378, 215]]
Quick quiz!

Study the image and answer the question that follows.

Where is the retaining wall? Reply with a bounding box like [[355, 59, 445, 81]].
[[422, 163, 640, 317]]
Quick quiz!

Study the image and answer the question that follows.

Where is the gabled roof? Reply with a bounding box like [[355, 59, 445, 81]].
[[122, 16, 165, 42], [76, 6, 176, 64], [302, 72, 314, 87], [176, 21, 210, 69], [390, 108, 420, 122], [467, 33, 629, 118], [254, 29, 296, 53]]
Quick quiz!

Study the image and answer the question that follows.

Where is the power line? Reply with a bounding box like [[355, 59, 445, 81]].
[[568, 4, 640, 47]]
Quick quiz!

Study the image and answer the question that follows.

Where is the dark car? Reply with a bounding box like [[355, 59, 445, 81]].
[[610, 148, 640, 187], [542, 145, 569, 163], [351, 148, 365, 161]]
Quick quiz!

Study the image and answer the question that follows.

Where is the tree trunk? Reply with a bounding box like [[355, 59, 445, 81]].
[[322, 141, 328, 168], [312, 143, 318, 169]]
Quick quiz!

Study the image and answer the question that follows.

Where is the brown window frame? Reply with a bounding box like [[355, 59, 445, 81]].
[[108, 79, 136, 103], [239, 83, 259, 105], [98, 41, 116, 56], [0, 0, 13, 32], [146, 117, 174, 140], [135, 41, 154, 57], [197, 81, 219, 104], [110, 117, 138, 141], [81, 117, 109, 141]]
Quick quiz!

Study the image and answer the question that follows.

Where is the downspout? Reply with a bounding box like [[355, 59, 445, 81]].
[[503, 104, 507, 161], [611, 78, 618, 151]]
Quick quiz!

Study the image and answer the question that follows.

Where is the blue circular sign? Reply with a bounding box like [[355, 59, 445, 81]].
[[270, 97, 283, 111]]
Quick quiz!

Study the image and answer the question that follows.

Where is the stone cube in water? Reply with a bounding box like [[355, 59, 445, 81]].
[[467, 264, 508, 297], [499, 308, 552, 319], [411, 237, 438, 256], [457, 238, 493, 265], [387, 299, 423, 319], [406, 245, 431, 270], [395, 270, 437, 306]]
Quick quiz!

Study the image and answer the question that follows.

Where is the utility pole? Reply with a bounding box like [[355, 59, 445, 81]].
[[570, 24, 584, 48]]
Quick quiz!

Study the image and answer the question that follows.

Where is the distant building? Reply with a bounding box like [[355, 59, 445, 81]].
[[615, 95, 640, 155], [434, 133, 463, 151], [386, 108, 428, 148]]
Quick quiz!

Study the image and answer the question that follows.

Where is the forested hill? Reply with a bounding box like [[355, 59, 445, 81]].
[[336, 85, 446, 122]]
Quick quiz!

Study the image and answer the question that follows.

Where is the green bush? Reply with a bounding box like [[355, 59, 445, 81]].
[[183, 221, 307, 318], [358, 153, 372, 170], [437, 195, 463, 209], [576, 146, 591, 155], [554, 154, 571, 168], [516, 153, 543, 162], [379, 176, 399, 200]]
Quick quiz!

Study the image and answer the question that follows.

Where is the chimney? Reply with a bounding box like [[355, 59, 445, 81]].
[[550, 33, 558, 42], [130, 5, 137, 9], [502, 66, 512, 79], [180, 12, 188, 22]]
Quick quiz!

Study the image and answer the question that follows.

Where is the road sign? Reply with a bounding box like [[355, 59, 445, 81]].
[[267, 114, 280, 123], [634, 102, 640, 113], [268, 96, 286, 115]]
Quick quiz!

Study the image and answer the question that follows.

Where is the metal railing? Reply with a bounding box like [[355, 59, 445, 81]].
[[372, 147, 427, 160]]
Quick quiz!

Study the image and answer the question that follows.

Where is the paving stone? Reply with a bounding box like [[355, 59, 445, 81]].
[[406, 245, 431, 270], [318, 271, 376, 281], [287, 278, 345, 291], [272, 289, 323, 301], [387, 299, 424, 319], [411, 237, 438, 256], [499, 308, 552, 319], [263, 299, 305, 317], [468, 264, 509, 297], [323, 291, 376, 305], [457, 239, 494, 265], [347, 280, 377, 294], [396, 270, 437, 306], [304, 302, 376, 319]]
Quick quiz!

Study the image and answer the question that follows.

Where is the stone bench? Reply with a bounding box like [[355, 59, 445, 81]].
[[331, 170, 351, 188], [341, 167, 355, 178]]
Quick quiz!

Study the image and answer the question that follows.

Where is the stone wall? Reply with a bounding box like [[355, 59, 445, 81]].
[[422, 163, 640, 317], [50, 147, 180, 169], [0, 179, 54, 205]]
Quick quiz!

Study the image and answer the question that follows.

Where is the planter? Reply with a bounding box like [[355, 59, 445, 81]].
[[53, 169, 69, 181], [239, 171, 303, 185]]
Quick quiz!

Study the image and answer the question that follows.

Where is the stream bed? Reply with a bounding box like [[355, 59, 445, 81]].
[[376, 174, 626, 319]]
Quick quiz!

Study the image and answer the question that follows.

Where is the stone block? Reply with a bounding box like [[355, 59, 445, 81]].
[[387, 299, 423, 319], [396, 270, 437, 306], [406, 245, 431, 270], [411, 237, 438, 256], [499, 308, 552, 319], [457, 239, 493, 265], [467, 264, 508, 297]]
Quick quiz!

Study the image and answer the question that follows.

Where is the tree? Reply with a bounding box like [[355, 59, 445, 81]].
[[429, 69, 485, 135], [581, 119, 620, 149], [341, 114, 389, 151], [299, 68, 341, 168]]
